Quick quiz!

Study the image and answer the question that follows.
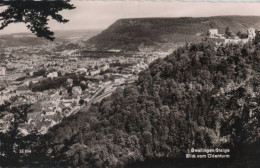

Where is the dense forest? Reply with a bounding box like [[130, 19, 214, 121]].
[[87, 16, 260, 51], [1, 41, 260, 167]]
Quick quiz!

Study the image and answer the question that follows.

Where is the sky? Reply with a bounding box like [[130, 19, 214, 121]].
[[2, 1, 260, 34]]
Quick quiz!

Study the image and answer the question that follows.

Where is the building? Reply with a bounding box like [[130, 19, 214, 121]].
[[72, 86, 82, 99], [61, 98, 74, 107], [208, 29, 219, 38], [100, 64, 109, 71], [62, 50, 81, 57], [207, 28, 255, 45], [47, 72, 58, 79], [0, 67, 6, 76], [114, 78, 125, 84], [225, 38, 249, 44], [67, 78, 73, 86], [89, 69, 100, 76], [247, 28, 256, 41], [76, 68, 88, 74], [108, 49, 121, 53]]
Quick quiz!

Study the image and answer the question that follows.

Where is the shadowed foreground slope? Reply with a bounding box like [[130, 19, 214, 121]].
[[34, 41, 260, 168]]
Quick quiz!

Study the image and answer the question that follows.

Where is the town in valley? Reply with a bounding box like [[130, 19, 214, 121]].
[[0, 34, 171, 135]]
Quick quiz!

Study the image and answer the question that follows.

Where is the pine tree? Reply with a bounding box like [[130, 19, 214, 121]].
[[0, 0, 75, 40]]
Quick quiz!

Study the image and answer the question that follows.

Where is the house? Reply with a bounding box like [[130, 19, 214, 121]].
[[63, 106, 73, 115], [47, 72, 58, 79], [29, 71, 34, 76], [108, 49, 121, 53], [61, 97, 74, 107], [76, 68, 88, 74], [0, 67, 6, 76], [66, 78, 73, 86], [62, 50, 80, 57], [114, 78, 125, 84], [72, 86, 82, 99], [59, 88, 69, 97], [89, 69, 100, 76], [100, 64, 109, 71]]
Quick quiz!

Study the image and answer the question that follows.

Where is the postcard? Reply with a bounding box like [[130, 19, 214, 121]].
[[0, 0, 259, 167]]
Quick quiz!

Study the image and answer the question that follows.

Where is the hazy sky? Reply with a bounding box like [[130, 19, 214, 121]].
[[2, 1, 260, 34]]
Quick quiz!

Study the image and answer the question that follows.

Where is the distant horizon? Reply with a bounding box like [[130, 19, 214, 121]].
[[2, 1, 260, 35], [0, 28, 104, 35], [1, 15, 260, 35]]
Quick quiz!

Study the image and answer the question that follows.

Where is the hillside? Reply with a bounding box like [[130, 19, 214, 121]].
[[86, 16, 260, 51], [8, 41, 259, 168]]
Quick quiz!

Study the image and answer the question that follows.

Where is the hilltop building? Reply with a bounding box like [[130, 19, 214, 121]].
[[207, 28, 258, 45], [208, 29, 219, 38], [247, 28, 256, 41]]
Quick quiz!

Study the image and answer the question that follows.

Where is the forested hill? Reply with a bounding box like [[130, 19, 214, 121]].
[[86, 16, 260, 51], [26, 41, 260, 168]]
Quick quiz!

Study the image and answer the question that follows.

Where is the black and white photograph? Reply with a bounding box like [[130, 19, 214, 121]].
[[0, 0, 260, 167]]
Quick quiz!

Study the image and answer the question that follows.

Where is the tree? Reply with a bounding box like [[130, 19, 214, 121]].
[[0, 0, 75, 41], [28, 81, 33, 90], [225, 27, 233, 38], [240, 33, 248, 39], [254, 32, 260, 44], [0, 102, 31, 166], [79, 99, 85, 106], [236, 31, 242, 37], [237, 31, 248, 39]]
